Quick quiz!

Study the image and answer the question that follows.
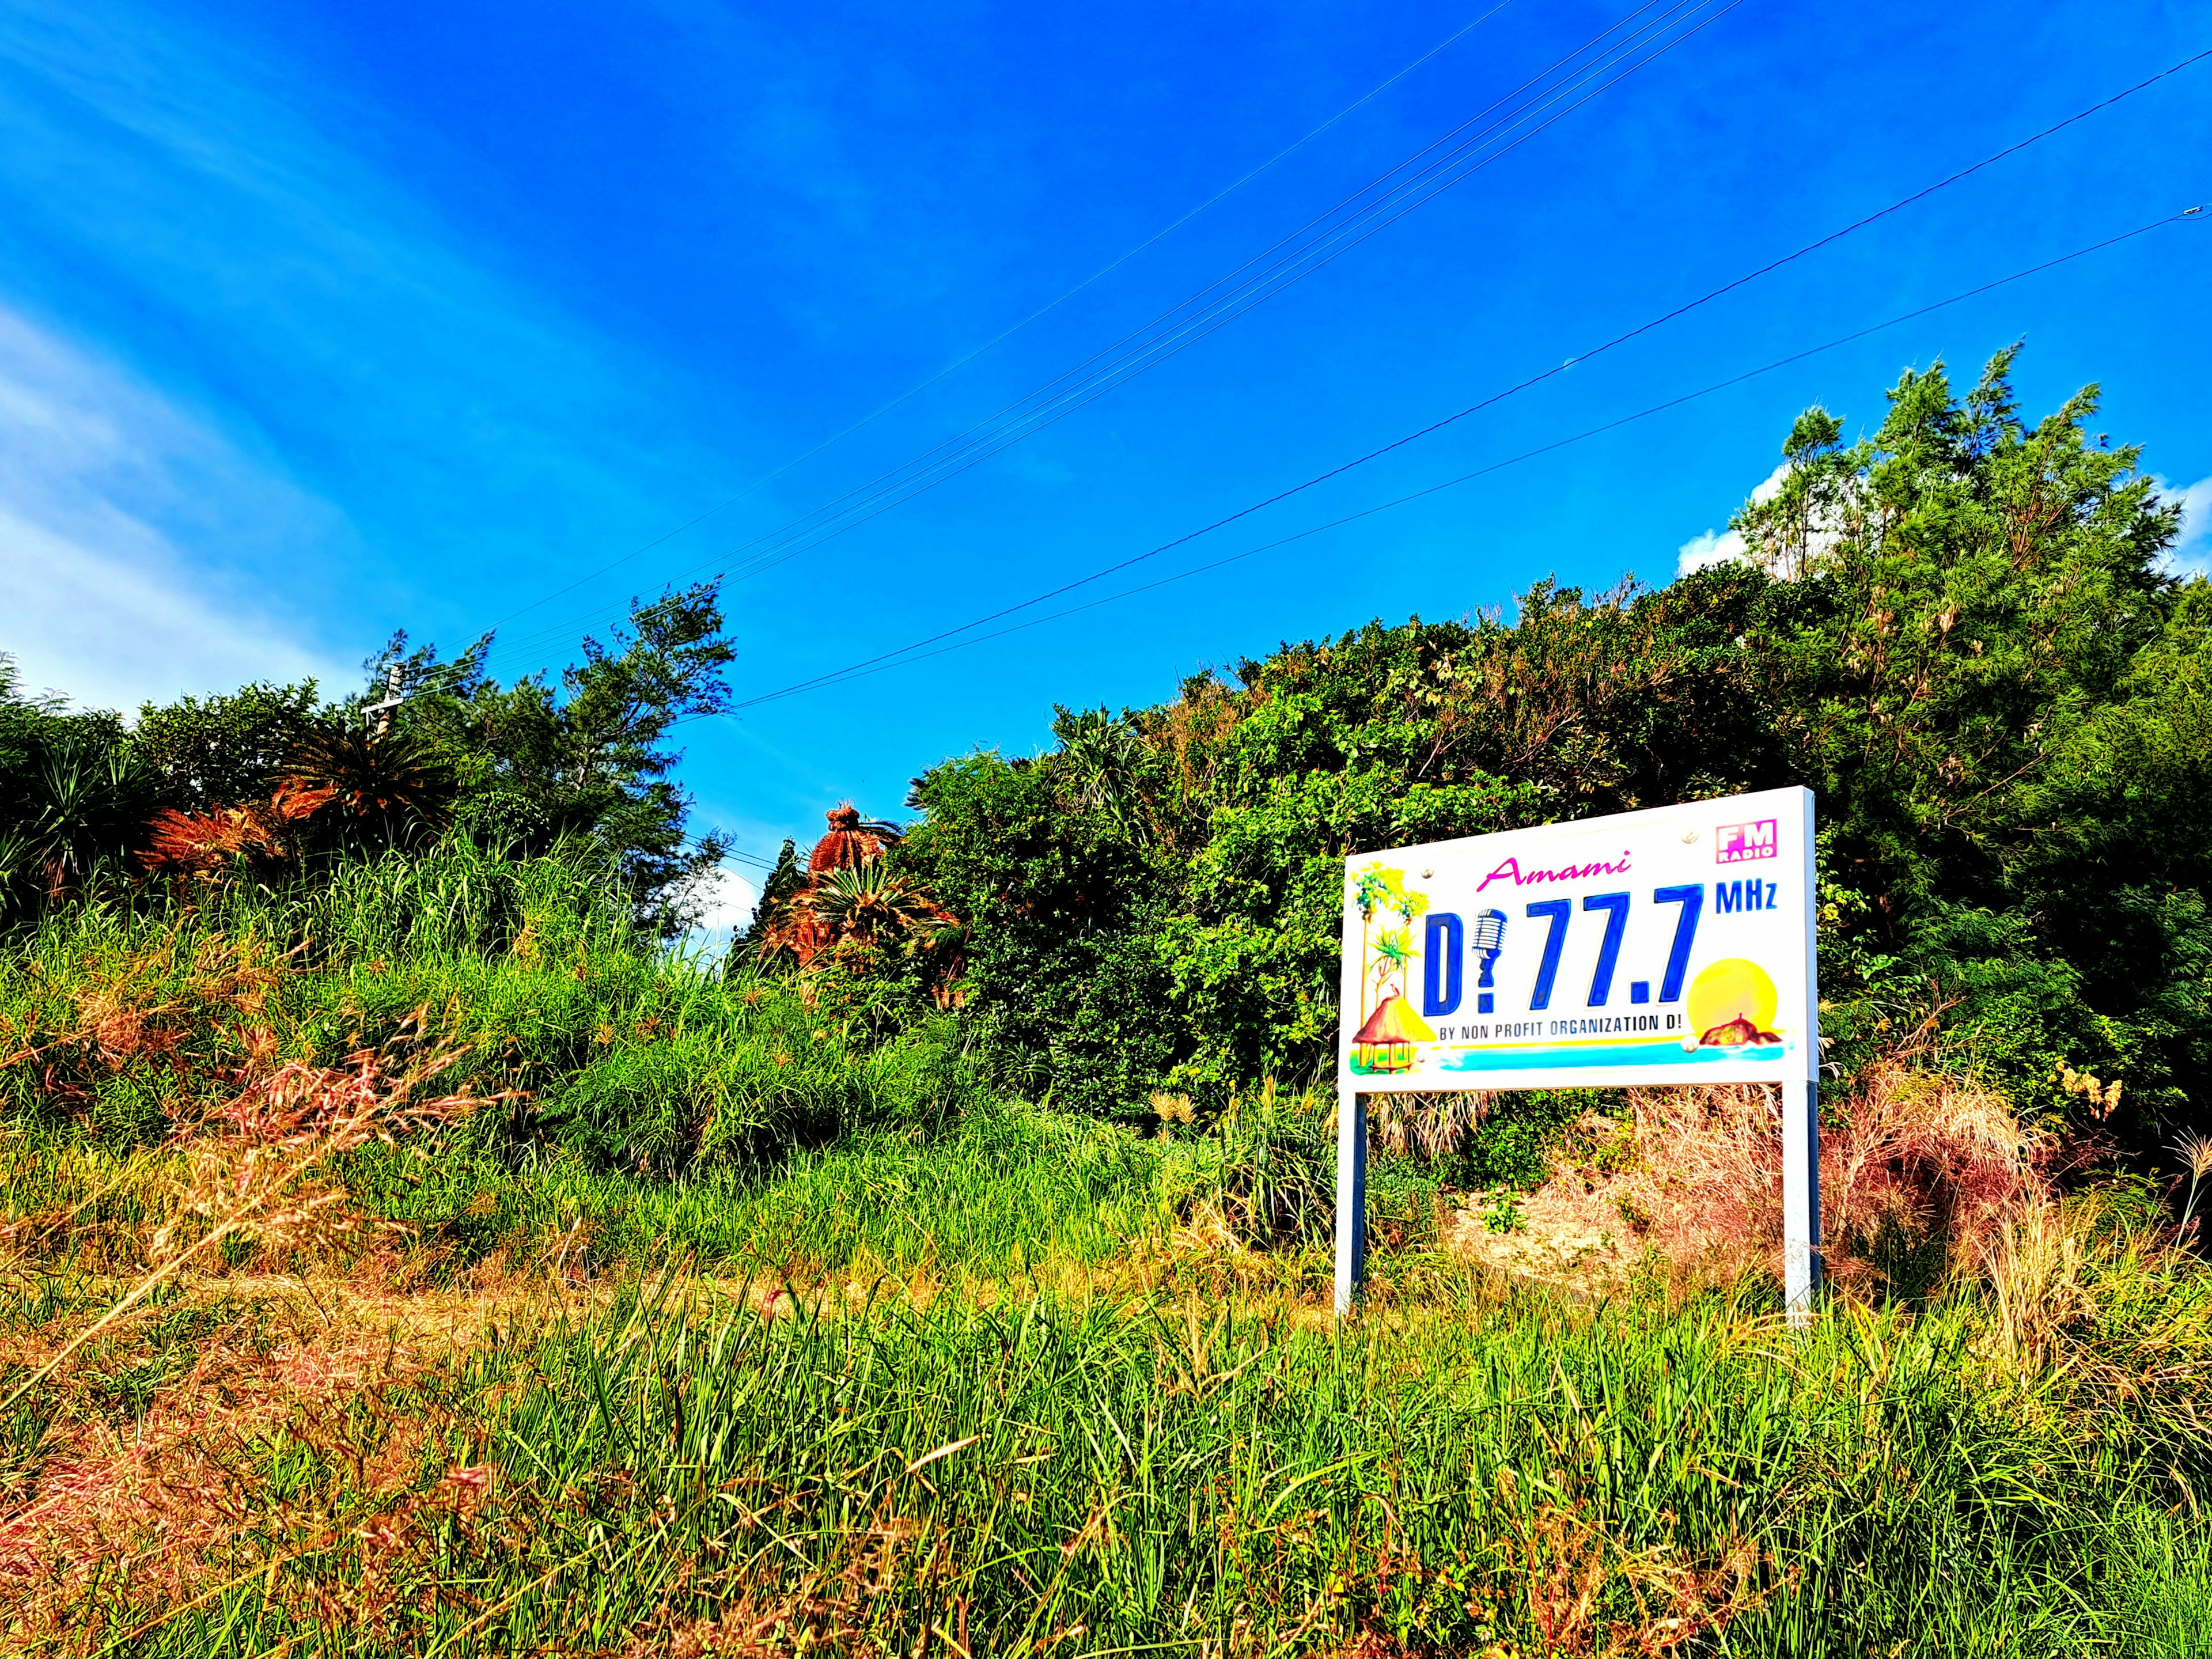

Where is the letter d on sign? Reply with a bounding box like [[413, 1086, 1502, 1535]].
[[1423, 912, 1464, 1017]]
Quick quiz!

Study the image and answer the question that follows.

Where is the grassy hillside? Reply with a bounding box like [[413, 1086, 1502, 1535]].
[[5, 850, 2212, 1654], [8, 350, 2212, 1653]]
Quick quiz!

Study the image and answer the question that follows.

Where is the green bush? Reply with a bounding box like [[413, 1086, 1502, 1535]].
[[885, 351, 2212, 1173], [0, 844, 995, 1179]]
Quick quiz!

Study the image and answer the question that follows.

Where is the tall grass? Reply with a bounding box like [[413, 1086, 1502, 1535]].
[[14, 1056, 2210, 1653], [0, 844, 990, 1174], [10, 854, 2212, 1654], [61, 1259, 2212, 1656]]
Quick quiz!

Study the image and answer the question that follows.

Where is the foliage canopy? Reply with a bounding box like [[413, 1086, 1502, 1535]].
[[895, 351, 2207, 1156], [0, 582, 736, 933]]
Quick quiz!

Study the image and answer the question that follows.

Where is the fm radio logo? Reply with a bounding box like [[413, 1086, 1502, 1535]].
[[1717, 819, 1778, 865]]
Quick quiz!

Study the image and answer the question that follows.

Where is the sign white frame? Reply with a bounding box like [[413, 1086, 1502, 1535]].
[[1332, 786, 1821, 1318]]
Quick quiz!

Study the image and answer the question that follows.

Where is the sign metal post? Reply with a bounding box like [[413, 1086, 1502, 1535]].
[[1333, 1092, 1366, 1317], [1334, 786, 1820, 1320], [1781, 1077, 1820, 1319]]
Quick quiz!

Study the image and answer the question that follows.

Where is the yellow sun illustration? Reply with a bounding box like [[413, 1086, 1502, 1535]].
[[1685, 958, 1779, 1037]]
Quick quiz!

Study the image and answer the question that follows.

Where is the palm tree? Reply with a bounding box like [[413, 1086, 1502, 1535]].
[[808, 860, 940, 945], [1370, 924, 1413, 1007], [285, 721, 456, 849], [1054, 709, 1149, 833], [1351, 868, 1396, 1025], [1387, 880, 1429, 1004], [0, 736, 153, 907], [1352, 867, 1431, 1010]]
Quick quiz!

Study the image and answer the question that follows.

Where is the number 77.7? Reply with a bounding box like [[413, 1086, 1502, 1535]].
[[1522, 886, 1703, 1011]]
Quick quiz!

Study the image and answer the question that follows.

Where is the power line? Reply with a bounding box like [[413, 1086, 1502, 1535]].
[[702, 206, 2200, 709], [491, 1, 1724, 666], [506, 151, 2191, 920], [443, 38, 2208, 863], [680, 831, 781, 873], [702, 47, 2212, 713], [482, 0, 1733, 669], [435, 9, 1645, 871], [471, 0, 1527, 646], [445, 3, 1717, 865]]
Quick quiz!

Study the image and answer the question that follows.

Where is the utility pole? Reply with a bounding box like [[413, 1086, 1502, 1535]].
[[363, 665, 405, 740]]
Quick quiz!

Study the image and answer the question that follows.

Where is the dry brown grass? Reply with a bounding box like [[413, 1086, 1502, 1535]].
[[16, 925, 290, 1056], [3, 1036, 480, 1412], [1366, 1091, 1493, 1161], [1495, 1497, 1775, 1658], [3, 1313, 419, 1631], [0, 1247, 582, 1653], [1446, 1061, 2049, 1300], [0, 1028, 558, 1652]]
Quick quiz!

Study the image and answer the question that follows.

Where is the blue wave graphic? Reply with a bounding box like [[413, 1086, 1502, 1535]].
[[1435, 1039, 1789, 1073]]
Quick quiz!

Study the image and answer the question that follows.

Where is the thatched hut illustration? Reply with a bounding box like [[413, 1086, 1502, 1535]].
[[1352, 992, 1435, 1073]]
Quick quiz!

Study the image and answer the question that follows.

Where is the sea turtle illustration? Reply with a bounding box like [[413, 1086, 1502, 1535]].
[[1697, 1014, 1783, 1048]]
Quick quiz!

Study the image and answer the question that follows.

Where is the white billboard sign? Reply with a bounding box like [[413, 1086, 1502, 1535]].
[[1332, 786, 1821, 1315], [1335, 786, 1817, 1093]]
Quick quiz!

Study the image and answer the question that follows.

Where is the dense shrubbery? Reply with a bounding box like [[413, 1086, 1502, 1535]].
[[1, 584, 738, 935], [0, 842, 988, 1184], [5, 347, 2207, 1179], [895, 351, 2210, 1164]]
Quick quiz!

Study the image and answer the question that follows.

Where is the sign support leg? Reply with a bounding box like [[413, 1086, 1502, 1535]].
[[1782, 1077, 1821, 1322], [1334, 1091, 1366, 1317]]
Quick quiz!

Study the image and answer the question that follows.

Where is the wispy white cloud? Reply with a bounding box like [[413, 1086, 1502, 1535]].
[[2157, 474, 2212, 575], [0, 1, 739, 688], [1675, 524, 1747, 577], [682, 864, 761, 961], [0, 302, 347, 711], [1676, 462, 1789, 578], [691, 866, 760, 934]]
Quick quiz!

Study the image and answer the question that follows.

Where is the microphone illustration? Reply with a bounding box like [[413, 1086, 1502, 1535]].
[[1472, 908, 1506, 1013]]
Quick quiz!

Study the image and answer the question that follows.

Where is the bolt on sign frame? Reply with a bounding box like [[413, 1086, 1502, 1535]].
[[1335, 786, 1820, 1318]]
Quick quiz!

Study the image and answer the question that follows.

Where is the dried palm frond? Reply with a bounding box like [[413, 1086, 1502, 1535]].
[[1363, 1089, 1493, 1160], [141, 779, 339, 877], [142, 805, 262, 874]]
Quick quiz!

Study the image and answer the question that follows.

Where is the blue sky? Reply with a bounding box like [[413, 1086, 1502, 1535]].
[[2, 0, 2207, 925]]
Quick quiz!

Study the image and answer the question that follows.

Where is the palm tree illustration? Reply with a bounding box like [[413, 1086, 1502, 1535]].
[[1382, 882, 1429, 1004], [1370, 925, 1412, 1006], [1353, 868, 1398, 1024]]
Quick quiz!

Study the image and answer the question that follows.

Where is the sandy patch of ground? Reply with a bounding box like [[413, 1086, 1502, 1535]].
[[1442, 1185, 1641, 1296]]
